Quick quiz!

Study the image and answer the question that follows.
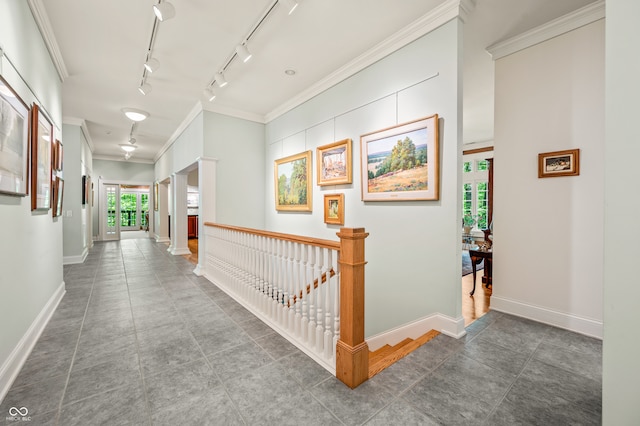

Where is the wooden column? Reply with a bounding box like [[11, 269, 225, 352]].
[[335, 227, 369, 389]]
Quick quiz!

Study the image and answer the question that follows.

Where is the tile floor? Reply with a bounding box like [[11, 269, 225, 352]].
[[1, 239, 602, 425]]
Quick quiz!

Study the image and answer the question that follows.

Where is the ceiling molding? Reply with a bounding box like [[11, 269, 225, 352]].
[[265, 0, 467, 123], [153, 102, 204, 163], [63, 117, 95, 153], [202, 103, 266, 124], [458, 0, 478, 23], [28, 0, 69, 81], [93, 154, 154, 165], [486, 0, 605, 60]]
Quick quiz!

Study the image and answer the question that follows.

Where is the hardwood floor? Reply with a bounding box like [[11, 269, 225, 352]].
[[462, 271, 491, 326], [183, 238, 198, 264]]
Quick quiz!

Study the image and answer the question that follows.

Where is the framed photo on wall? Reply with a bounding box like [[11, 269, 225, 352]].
[[154, 182, 159, 211], [0, 76, 30, 196], [538, 149, 580, 178], [274, 150, 312, 211], [31, 103, 54, 211], [55, 140, 63, 171], [360, 114, 439, 201], [316, 139, 352, 186], [324, 193, 344, 225], [52, 177, 64, 217]]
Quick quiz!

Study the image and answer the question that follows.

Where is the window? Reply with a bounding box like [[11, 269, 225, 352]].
[[462, 153, 492, 231]]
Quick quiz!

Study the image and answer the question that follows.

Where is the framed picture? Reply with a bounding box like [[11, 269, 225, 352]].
[[52, 177, 64, 217], [55, 140, 63, 171], [324, 193, 344, 225], [274, 150, 312, 211], [538, 149, 580, 178], [0, 76, 30, 196], [316, 138, 352, 186], [81, 175, 91, 205], [31, 103, 53, 211], [154, 182, 159, 211], [360, 114, 439, 201]]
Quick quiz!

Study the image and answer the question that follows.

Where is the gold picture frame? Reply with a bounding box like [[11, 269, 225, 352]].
[[324, 193, 344, 225], [538, 149, 580, 178], [316, 138, 352, 186], [274, 150, 312, 211], [154, 182, 159, 211], [360, 114, 439, 201]]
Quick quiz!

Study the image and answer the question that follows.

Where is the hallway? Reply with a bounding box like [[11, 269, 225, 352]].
[[1, 239, 601, 425]]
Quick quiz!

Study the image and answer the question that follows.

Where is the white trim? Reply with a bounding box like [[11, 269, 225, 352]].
[[92, 154, 154, 165], [27, 0, 69, 81], [265, 0, 470, 122], [155, 236, 170, 243], [202, 102, 266, 125], [63, 117, 95, 153], [366, 313, 466, 352], [169, 247, 191, 256], [63, 247, 88, 265], [0, 282, 65, 402], [486, 0, 605, 60], [154, 103, 203, 163], [491, 296, 603, 339]]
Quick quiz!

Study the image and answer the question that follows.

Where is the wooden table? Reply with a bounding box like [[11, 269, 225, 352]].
[[468, 248, 492, 296]]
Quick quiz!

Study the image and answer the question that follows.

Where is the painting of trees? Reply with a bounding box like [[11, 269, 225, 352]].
[[274, 150, 312, 211]]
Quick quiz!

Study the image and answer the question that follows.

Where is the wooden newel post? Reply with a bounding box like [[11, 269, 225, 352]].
[[335, 227, 369, 388]]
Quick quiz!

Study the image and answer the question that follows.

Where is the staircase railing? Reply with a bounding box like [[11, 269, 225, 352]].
[[203, 223, 369, 388]]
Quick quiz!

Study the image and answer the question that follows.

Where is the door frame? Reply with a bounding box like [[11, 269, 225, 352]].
[[97, 178, 153, 241]]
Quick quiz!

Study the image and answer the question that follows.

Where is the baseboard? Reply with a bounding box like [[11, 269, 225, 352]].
[[63, 247, 88, 265], [155, 236, 170, 243], [366, 313, 467, 352], [192, 264, 204, 276], [0, 281, 66, 402], [491, 296, 603, 339], [170, 247, 191, 256]]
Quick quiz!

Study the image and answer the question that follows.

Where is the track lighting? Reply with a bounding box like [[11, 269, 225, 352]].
[[138, 83, 152, 95], [215, 73, 228, 88], [153, 2, 175, 21], [235, 44, 252, 63], [279, 0, 299, 15], [203, 88, 216, 102], [124, 152, 132, 160], [144, 57, 160, 73], [119, 144, 137, 153], [122, 108, 149, 122]]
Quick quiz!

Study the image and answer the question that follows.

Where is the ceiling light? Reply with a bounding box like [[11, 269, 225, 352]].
[[119, 144, 138, 152], [203, 88, 216, 102], [284, 69, 296, 76], [153, 2, 175, 21], [280, 0, 298, 15], [122, 108, 149, 122], [236, 44, 252, 63], [128, 137, 137, 144], [124, 152, 132, 160], [144, 57, 160, 73], [138, 83, 152, 95], [215, 73, 228, 88]]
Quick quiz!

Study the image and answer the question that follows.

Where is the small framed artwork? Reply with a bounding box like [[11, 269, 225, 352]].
[[0, 76, 30, 196], [31, 103, 54, 211], [324, 193, 344, 225], [154, 182, 159, 211], [316, 138, 352, 186], [52, 177, 64, 217], [360, 114, 439, 201], [538, 149, 580, 178], [55, 140, 63, 171], [81, 175, 88, 205], [274, 150, 312, 211]]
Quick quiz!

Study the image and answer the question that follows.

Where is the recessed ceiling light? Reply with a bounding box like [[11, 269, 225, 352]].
[[284, 69, 296, 76], [122, 108, 149, 122]]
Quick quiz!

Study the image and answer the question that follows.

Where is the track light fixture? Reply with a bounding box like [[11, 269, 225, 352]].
[[144, 57, 160, 73], [235, 44, 252, 63], [215, 73, 228, 88], [153, 2, 176, 21], [122, 108, 149, 122], [279, 0, 299, 15], [203, 88, 216, 102], [138, 83, 152, 95]]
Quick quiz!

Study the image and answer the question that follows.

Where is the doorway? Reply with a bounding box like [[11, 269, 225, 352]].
[[100, 182, 151, 241]]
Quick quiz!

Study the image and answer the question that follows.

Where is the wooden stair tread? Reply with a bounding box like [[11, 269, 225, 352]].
[[368, 330, 440, 378]]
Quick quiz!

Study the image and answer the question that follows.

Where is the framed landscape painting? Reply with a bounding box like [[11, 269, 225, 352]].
[[31, 103, 53, 211], [274, 150, 312, 211], [0, 76, 30, 196], [324, 193, 344, 225], [538, 149, 580, 178], [360, 114, 439, 201], [317, 139, 352, 186]]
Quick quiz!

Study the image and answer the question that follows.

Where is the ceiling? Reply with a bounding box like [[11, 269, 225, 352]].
[[31, 0, 596, 163]]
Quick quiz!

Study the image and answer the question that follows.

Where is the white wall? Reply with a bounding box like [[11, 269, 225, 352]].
[[492, 20, 605, 337], [265, 20, 463, 338], [154, 112, 204, 181], [603, 0, 640, 423], [0, 0, 64, 398]]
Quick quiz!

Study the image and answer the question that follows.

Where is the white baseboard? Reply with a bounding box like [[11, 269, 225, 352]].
[[192, 264, 204, 276], [155, 236, 170, 243], [0, 281, 66, 402], [63, 247, 88, 265], [491, 296, 603, 339], [366, 313, 467, 352]]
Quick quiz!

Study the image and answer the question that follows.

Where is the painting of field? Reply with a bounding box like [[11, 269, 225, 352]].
[[368, 164, 428, 193]]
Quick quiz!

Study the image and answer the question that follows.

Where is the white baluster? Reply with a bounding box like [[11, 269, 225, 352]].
[[333, 250, 340, 361], [300, 244, 309, 342], [324, 249, 334, 360], [315, 246, 325, 354], [293, 242, 302, 337], [307, 245, 316, 347]]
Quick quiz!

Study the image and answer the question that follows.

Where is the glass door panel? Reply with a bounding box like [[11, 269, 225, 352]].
[[120, 192, 139, 231], [105, 184, 119, 239]]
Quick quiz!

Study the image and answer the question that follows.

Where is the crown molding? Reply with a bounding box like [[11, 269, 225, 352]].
[[487, 0, 605, 61], [93, 154, 154, 164], [153, 102, 204, 163], [28, 0, 69, 81], [202, 102, 266, 124], [63, 116, 94, 153], [265, 0, 471, 122]]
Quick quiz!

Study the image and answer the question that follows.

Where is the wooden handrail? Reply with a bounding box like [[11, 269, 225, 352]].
[[205, 222, 341, 250], [287, 268, 336, 307]]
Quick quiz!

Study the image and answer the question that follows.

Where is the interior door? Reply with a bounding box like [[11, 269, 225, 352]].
[[104, 184, 119, 240]]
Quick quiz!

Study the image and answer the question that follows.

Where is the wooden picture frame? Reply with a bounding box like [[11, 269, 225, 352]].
[[316, 138, 352, 186], [0, 76, 30, 196], [55, 140, 63, 171], [324, 193, 344, 225], [81, 175, 88, 205], [31, 103, 53, 210], [538, 149, 580, 178], [154, 182, 159, 211], [52, 177, 64, 217], [360, 114, 439, 201], [274, 150, 312, 211]]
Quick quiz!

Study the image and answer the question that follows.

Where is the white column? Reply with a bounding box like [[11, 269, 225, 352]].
[[170, 172, 190, 256], [166, 175, 175, 252], [194, 157, 217, 276], [155, 181, 170, 243]]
